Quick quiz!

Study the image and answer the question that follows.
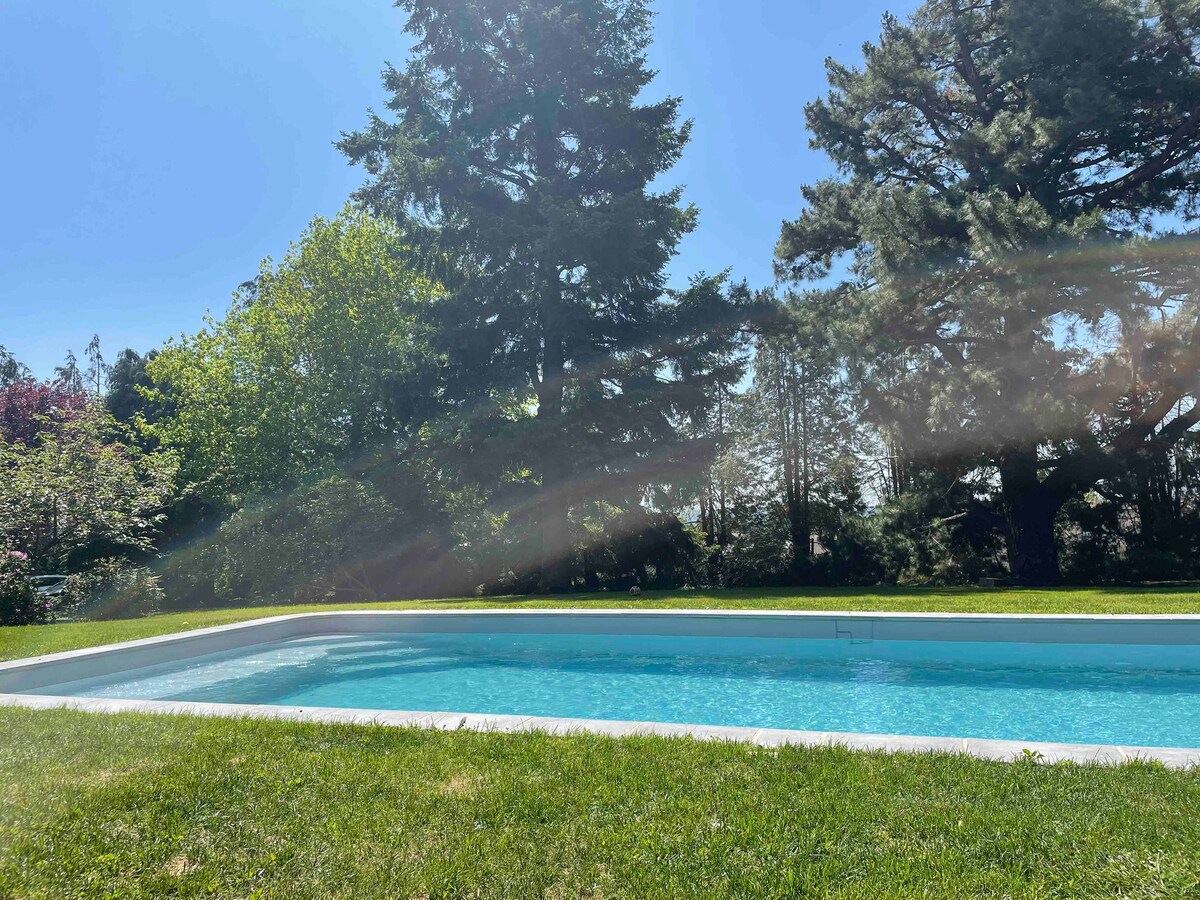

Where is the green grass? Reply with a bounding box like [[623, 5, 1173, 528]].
[[2, 586, 1199, 897], [2, 584, 1198, 663], [1, 707, 1198, 899]]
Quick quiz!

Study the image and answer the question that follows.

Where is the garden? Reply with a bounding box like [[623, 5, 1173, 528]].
[[4, 0, 1200, 895]]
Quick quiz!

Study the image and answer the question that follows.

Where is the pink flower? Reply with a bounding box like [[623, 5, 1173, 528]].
[[7, 550, 28, 560]]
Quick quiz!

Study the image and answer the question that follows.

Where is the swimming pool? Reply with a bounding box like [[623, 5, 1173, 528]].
[[2, 611, 1198, 765]]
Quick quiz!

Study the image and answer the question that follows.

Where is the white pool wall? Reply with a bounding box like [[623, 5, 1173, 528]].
[[4, 609, 1200, 693]]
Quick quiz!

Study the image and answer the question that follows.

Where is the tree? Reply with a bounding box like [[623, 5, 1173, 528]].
[[0, 379, 89, 446], [777, 0, 1200, 584], [0, 405, 178, 573], [106, 348, 167, 426], [340, 0, 744, 590], [84, 334, 109, 398], [675, 276, 757, 556], [145, 209, 442, 501], [53, 349, 84, 394], [0, 346, 29, 387], [739, 295, 865, 579]]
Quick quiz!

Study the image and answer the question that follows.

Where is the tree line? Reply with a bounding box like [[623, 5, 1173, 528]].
[[3, 0, 1200, 624]]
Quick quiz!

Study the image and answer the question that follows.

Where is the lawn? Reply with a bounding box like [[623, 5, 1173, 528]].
[[2, 586, 1199, 898], [2, 708, 1200, 899]]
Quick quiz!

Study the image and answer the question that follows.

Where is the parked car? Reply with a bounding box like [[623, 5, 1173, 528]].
[[29, 575, 68, 598]]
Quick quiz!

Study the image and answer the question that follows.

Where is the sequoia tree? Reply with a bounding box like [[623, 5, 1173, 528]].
[[778, 0, 1200, 584], [341, 0, 724, 590]]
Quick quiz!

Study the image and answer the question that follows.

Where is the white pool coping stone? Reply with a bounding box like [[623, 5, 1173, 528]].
[[2, 608, 1199, 768]]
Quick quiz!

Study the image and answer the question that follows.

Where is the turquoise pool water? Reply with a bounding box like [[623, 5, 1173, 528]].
[[29, 632, 1200, 747]]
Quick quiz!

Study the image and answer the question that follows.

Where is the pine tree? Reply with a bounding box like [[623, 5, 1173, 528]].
[[341, 0, 739, 590], [778, 0, 1200, 584]]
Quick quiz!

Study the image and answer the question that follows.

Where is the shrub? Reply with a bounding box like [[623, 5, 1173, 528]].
[[159, 475, 403, 608], [62, 558, 164, 621], [0, 405, 178, 574], [0, 549, 49, 626], [1109, 546, 1188, 584]]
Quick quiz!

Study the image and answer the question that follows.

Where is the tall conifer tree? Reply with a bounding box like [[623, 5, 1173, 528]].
[[778, 0, 1200, 583], [341, 0, 730, 589]]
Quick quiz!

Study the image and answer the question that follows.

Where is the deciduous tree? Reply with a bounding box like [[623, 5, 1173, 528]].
[[145, 209, 442, 501], [0, 406, 177, 573]]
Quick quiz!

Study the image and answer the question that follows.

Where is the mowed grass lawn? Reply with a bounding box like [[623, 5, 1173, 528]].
[[2, 586, 1199, 898]]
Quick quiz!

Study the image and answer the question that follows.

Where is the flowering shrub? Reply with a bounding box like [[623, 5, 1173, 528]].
[[0, 548, 51, 626]]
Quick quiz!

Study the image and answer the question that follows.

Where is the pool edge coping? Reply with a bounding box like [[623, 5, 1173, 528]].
[[1, 691, 1195, 768], [2, 608, 1200, 768]]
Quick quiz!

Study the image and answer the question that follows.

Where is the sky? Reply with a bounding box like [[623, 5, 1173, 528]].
[[0, 0, 910, 379]]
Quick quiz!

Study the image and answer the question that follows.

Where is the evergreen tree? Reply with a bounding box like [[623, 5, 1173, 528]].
[[0, 346, 28, 387], [668, 274, 756, 546], [84, 334, 108, 398], [778, 0, 1200, 584], [106, 349, 168, 427], [341, 0, 739, 590], [53, 350, 84, 395]]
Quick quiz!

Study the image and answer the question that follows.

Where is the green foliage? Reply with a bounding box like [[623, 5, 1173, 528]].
[[711, 502, 793, 587], [145, 209, 442, 503], [778, 0, 1200, 584], [160, 476, 395, 608], [14, 0, 1200, 602], [565, 505, 706, 592], [0, 405, 178, 574], [106, 348, 167, 427], [736, 295, 868, 579], [63, 558, 164, 621], [341, 0, 750, 589], [0, 549, 45, 627], [156, 474, 472, 609], [0, 345, 29, 386]]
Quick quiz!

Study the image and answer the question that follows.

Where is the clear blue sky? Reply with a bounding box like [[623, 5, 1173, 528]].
[[1, 0, 909, 379]]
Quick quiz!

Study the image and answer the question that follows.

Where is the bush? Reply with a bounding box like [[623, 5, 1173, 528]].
[[62, 558, 164, 621], [159, 475, 404, 608], [1109, 546, 1188, 584], [0, 549, 50, 626]]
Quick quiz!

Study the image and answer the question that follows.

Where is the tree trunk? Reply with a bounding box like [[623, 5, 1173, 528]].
[[998, 445, 1064, 585], [773, 348, 808, 579], [1132, 446, 1176, 552], [537, 283, 571, 593]]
